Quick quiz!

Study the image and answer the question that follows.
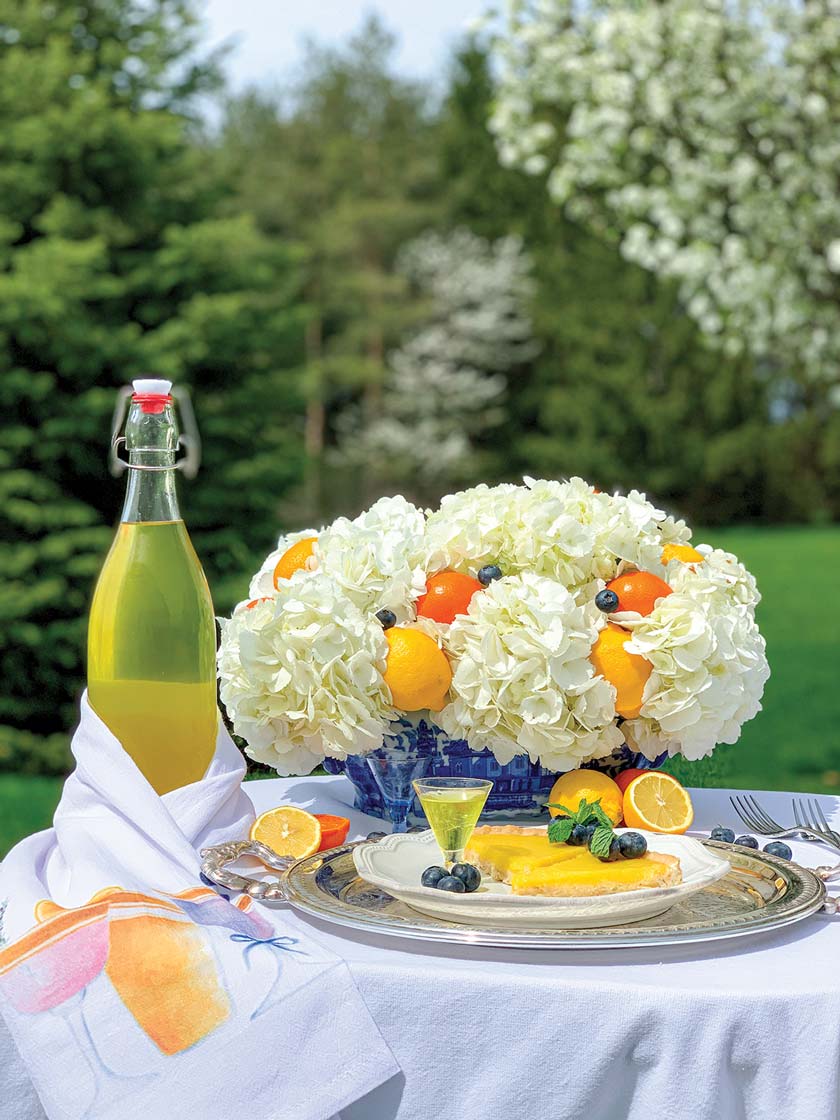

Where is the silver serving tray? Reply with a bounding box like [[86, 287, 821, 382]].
[[279, 841, 825, 950]]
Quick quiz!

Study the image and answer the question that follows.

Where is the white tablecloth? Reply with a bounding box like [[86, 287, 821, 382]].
[[247, 776, 840, 1120], [4, 776, 840, 1120]]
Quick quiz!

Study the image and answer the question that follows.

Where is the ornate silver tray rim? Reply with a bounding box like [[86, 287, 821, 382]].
[[202, 838, 828, 950]]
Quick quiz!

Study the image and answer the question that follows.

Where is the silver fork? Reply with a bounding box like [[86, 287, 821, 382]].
[[729, 793, 840, 853], [792, 797, 840, 848]]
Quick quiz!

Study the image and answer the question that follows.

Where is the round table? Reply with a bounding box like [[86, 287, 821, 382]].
[[248, 775, 840, 1120]]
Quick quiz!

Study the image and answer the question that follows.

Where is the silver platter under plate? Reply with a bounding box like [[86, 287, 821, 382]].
[[276, 840, 825, 950]]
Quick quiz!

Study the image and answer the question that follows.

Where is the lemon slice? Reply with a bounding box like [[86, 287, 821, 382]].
[[622, 772, 694, 834], [250, 806, 322, 859]]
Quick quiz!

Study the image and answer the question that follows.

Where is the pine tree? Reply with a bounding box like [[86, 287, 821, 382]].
[[0, 0, 306, 771], [217, 17, 440, 519]]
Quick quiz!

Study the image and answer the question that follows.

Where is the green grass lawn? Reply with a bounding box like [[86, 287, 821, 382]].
[[680, 524, 840, 794], [0, 775, 64, 858], [1, 525, 837, 856]]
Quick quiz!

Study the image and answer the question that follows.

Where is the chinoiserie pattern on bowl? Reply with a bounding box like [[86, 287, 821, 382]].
[[323, 712, 666, 824]]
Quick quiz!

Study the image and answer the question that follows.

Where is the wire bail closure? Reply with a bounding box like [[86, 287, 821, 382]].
[[108, 384, 202, 479]]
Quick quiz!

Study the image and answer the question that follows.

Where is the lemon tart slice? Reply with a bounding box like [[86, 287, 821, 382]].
[[464, 825, 681, 897]]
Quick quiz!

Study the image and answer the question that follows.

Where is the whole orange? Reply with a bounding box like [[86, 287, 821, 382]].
[[661, 543, 704, 565], [615, 767, 656, 794], [417, 570, 483, 624], [273, 537, 316, 587], [590, 624, 653, 719], [606, 571, 672, 616]]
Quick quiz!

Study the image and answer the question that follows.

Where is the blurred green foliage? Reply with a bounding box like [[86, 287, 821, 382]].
[[0, 4, 837, 778], [0, 0, 305, 771]]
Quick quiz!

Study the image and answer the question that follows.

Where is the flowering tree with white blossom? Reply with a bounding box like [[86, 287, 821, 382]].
[[336, 228, 537, 485], [487, 0, 840, 387]]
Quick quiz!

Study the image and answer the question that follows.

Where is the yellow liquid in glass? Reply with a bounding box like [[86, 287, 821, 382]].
[[417, 787, 489, 863], [87, 521, 217, 795]]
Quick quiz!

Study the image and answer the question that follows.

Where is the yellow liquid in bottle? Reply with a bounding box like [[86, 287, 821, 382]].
[[417, 787, 489, 864], [87, 520, 217, 795]]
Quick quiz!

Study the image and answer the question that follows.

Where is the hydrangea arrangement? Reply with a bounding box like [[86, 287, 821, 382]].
[[218, 480, 769, 776]]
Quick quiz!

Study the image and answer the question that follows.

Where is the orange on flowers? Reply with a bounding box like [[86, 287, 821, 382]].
[[417, 570, 483, 625], [661, 543, 705, 565], [590, 623, 652, 719], [273, 537, 316, 587], [605, 571, 672, 616]]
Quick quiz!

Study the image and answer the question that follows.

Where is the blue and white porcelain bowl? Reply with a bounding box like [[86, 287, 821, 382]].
[[323, 713, 665, 824]]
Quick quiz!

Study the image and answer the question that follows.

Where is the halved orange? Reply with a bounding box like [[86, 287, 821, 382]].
[[314, 814, 351, 851], [250, 806, 322, 859], [622, 772, 694, 834]]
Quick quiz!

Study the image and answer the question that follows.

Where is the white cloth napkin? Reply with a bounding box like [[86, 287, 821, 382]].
[[0, 693, 398, 1120]]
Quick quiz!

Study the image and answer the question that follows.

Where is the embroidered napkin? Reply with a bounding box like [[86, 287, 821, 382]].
[[0, 693, 398, 1120]]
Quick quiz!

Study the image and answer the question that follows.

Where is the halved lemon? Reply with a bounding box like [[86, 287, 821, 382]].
[[622, 772, 694, 834], [250, 806, 322, 859]]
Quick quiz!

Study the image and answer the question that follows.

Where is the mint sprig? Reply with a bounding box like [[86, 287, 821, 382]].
[[589, 825, 615, 858], [546, 795, 616, 851]]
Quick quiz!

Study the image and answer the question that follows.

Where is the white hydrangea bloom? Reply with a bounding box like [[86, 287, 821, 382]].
[[217, 572, 395, 776], [248, 528, 318, 599], [521, 476, 690, 593], [666, 544, 761, 614], [424, 482, 525, 575], [425, 476, 689, 598], [623, 588, 769, 761], [439, 572, 624, 770], [317, 495, 428, 621]]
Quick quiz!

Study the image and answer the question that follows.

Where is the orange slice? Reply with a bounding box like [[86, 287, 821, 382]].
[[250, 806, 322, 859], [622, 772, 694, 834]]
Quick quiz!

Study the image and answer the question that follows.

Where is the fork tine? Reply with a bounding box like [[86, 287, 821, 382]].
[[731, 795, 760, 831], [792, 799, 804, 829], [812, 798, 832, 835], [745, 794, 781, 832], [800, 798, 820, 832]]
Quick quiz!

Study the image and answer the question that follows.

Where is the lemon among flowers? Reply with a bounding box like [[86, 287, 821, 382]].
[[218, 479, 769, 783]]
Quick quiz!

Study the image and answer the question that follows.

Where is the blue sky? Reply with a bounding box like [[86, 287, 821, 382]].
[[202, 1, 481, 89]]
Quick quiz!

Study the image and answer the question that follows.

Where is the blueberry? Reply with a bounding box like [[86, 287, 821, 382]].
[[421, 865, 448, 888], [375, 608, 397, 629], [436, 874, 467, 893], [599, 837, 623, 862], [568, 823, 591, 846], [595, 589, 620, 613], [366, 831, 387, 841], [618, 831, 648, 859], [477, 564, 503, 586], [763, 841, 793, 861], [449, 863, 481, 892], [735, 835, 759, 849], [710, 827, 736, 843]]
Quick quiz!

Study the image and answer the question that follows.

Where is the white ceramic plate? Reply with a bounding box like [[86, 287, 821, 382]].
[[353, 828, 730, 929]]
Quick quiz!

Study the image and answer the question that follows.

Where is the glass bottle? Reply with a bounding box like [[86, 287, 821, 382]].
[[87, 379, 217, 795]]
